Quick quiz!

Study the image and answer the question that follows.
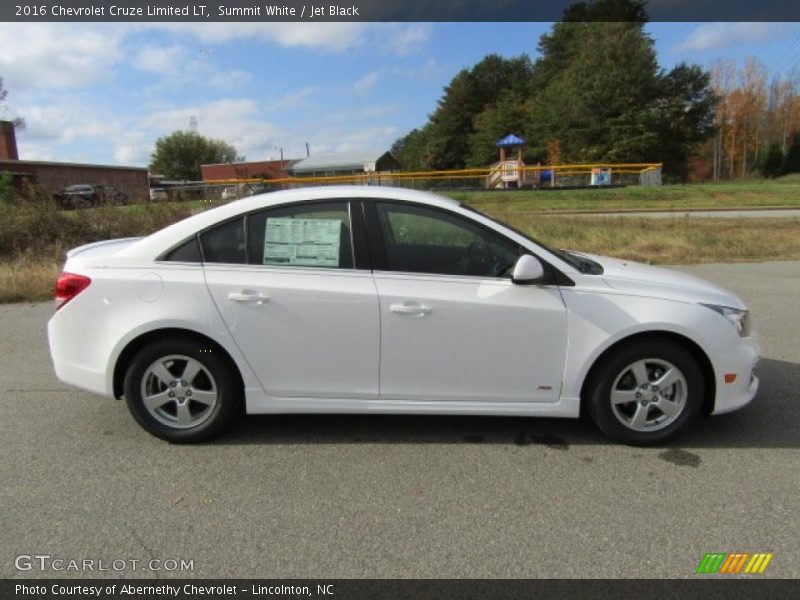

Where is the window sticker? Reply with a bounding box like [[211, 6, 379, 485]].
[[264, 218, 342, 267]]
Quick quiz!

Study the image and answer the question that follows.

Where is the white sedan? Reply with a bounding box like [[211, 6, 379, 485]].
[[47, 186, 760, 444]]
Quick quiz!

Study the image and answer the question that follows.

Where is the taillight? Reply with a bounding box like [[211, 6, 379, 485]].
[[54, 272, 91, 310]]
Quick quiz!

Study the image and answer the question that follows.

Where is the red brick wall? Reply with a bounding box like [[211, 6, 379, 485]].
[[0, 160, 149, 202], [0, 121, 19, 160]]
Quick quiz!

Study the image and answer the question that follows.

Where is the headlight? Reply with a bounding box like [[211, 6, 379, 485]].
[[701, 304, 750, 337]]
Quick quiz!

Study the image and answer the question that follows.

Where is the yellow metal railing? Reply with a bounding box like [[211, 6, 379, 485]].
[[205, 162, 662, 187]]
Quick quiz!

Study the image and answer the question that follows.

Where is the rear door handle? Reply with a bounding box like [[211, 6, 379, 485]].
[[228, 290, 270, 305], [390, 301, 431, 316]]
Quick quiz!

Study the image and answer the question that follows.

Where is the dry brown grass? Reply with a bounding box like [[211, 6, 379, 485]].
[[0, 258, 62, 303], [0, 198, 199, 303], [2, 203, 799, 303], [512, 215, 800, 265]]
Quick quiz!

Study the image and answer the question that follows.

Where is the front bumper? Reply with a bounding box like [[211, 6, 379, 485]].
[[711, 333, 761, 415]]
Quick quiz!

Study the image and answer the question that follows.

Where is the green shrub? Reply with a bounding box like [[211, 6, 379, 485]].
[[0, 172, 13, 206]]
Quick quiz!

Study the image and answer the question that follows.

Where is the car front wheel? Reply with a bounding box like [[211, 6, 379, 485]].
[[587, 339, 704, 445], [123, 339, 239, 443]]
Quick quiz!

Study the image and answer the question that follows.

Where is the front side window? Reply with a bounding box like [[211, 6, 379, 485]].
[[247, 201, 354, 269], [375, 202, 520, 278]]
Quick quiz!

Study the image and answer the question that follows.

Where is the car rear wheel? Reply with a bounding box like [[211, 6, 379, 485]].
[[123, 339, 240, 443], [586, 339, 704, 445]]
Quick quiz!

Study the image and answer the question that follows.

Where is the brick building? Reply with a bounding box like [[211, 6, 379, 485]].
[[201, 159, 299, 182], [0, 121, 149, 202]]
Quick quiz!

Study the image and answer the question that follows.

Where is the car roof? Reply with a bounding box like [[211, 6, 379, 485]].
[[119, 186, 461, 259]]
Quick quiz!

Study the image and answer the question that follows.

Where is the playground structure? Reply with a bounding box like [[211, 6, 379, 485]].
[[485, 133, 661, 189]]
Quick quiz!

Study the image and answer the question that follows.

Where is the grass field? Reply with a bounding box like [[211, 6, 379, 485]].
[[445, 178, 800, 213], [1, 180, 799, 303]]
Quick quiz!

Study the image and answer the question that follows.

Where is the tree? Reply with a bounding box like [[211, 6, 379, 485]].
[[424, 54, 533, 169], [528, 21, 661, 163], [531, 0, 648, 90], [782, 133, 800, 175], [0, 77, 25, 129], [391, 127, 430, 171], [759, 142, 783, 178], [391, 0, 717, 179], [467, 96, 529, 167], [654, 64, 719, 182], [149, 130, 241, 181]]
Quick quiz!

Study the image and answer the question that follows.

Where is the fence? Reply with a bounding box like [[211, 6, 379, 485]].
[[165, 162, 663, 202]]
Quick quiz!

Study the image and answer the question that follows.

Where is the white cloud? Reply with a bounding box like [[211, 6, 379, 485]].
[[132, 44, 253, 91], [0, 24, 124, 90], [352, 72, 380, 95], [380, 24, 433, 57], [142, 23, 432, 56], [306, 125, 399, 156], [5, 22, 434, 167], [674, 23, 794, 53], [144, 23, 366, 52], [262, 87, 318, 112], [397, 58, 448, 81], [114, 131, 149, 165], [206, 69, 253, 89], [139, 98, 278, 161], [133, 45, 186, 73]]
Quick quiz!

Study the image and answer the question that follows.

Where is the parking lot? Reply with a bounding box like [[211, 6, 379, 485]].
[[1, 261, 798, 579]]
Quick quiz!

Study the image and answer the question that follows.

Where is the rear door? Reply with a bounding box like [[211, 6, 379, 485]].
[[202, 200, 380, 400]]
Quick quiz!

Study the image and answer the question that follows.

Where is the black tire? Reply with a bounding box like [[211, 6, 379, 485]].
[[586, 338, 704, 446], [123, 338, 240, 443]]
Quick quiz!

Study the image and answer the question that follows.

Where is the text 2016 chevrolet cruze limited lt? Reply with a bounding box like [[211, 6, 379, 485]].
[[47, 186, 760, 445]]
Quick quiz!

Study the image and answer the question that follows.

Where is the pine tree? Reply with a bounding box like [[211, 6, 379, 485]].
[[760, 143, 784, 178], [781, 133, 800, 175]]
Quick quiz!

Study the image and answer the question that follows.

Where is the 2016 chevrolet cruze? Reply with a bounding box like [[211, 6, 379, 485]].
[[47, 186, 760, 444]]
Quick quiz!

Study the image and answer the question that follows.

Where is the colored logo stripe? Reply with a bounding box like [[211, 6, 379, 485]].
[[697, 552, 773, 574], [744, 553, 773, 574], [697, 553, 726, 573], [719, 553, 749, 573]]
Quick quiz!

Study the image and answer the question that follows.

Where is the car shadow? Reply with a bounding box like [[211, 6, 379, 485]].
[[212, 358, 800, 449]]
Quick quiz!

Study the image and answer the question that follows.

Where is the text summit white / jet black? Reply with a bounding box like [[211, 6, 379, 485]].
[[47, 186, 760, 444]]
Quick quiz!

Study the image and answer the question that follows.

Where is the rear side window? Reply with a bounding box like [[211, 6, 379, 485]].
[[200, 218, 246, 264], [164, 237, 201, 262], [247, 201, 353, 269]]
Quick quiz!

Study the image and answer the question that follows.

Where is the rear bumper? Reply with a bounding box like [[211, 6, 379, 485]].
[[47, 312, 113, 397], [50, 354, 108, 397], [711, 333, 760, 415]]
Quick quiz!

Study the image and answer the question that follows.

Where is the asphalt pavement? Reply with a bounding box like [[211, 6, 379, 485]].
[[1, 261, 798, 579]]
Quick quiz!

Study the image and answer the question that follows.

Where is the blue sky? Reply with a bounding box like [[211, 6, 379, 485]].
[[1, 22, 798, 167]]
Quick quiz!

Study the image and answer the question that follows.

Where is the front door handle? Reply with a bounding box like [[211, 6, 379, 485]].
[[228, 290, 270, 305], [390, 301, 431, 316]]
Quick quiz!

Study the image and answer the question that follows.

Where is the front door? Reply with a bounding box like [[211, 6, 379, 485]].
[[369, 201, 567, 403]]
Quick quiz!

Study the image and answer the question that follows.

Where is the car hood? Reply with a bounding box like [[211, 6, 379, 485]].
[[569, 251, 747, 309]]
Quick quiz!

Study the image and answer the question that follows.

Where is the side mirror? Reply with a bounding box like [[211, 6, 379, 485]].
[[512, 254, 545, 285]]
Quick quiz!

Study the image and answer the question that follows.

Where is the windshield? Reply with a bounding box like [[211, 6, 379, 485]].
[[459, 202, 603, 275]]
